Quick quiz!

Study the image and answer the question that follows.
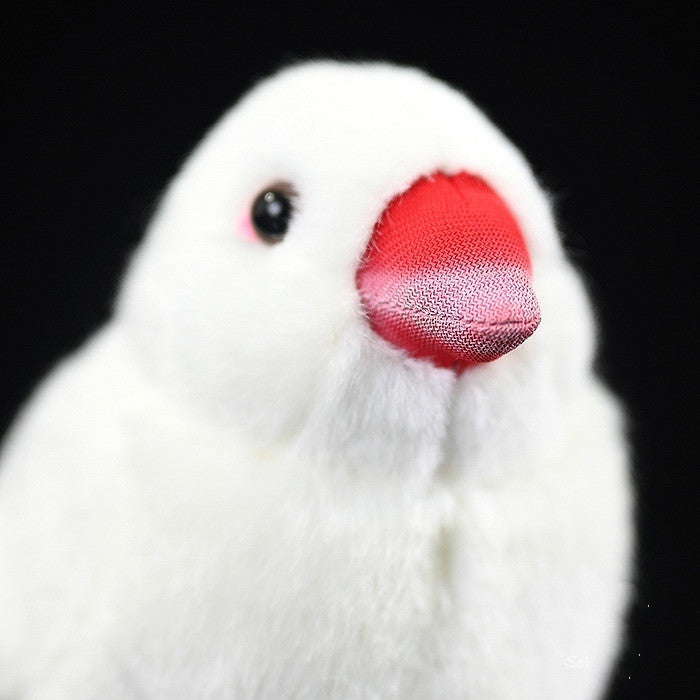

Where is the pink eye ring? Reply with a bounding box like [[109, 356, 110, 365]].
[[240, 181, 297, 245]]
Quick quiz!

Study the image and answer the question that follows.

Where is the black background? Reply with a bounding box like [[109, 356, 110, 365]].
[[2, 4, 697, 698]]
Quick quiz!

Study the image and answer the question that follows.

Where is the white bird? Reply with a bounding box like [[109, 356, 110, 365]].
[[0, 61, 632, 699]]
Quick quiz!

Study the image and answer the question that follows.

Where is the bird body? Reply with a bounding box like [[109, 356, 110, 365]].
[[0, 61, 632, 699]]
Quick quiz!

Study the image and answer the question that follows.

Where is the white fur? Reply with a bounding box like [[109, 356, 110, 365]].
[[0, 61, 632, 698]]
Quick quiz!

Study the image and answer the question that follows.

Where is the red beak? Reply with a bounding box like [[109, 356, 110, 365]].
[[356, 171, 541, 373]]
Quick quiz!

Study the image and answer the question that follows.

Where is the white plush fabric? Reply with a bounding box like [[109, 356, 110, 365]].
[[0, 61, 632, 698]]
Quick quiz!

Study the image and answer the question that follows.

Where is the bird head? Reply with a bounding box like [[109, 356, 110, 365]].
[[118, 61, 595, 478]]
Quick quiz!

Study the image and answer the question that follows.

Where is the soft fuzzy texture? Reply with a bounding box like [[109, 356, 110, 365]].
[[0, 61, 633, 698]]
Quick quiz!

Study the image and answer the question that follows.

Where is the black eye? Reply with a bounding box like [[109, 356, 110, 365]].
[[251, 188, 294, 243]]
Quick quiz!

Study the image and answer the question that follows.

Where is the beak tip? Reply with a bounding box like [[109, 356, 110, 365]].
[[446, 310, 541, 371]]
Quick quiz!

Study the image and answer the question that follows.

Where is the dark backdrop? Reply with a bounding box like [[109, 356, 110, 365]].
[[2, 4, 697, 698]]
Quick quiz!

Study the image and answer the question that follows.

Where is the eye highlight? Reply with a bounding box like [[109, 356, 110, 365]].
[[251, 185, 295, 243]]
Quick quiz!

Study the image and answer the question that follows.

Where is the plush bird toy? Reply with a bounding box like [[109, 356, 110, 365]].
[[0, 61, 632, 699]]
